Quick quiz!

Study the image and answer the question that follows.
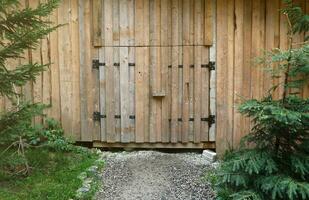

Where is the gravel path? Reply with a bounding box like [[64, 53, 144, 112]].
[[95, 151, 215, 200]]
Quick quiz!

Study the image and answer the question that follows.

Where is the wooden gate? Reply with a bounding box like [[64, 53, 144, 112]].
[[92, 0, 215, 148]]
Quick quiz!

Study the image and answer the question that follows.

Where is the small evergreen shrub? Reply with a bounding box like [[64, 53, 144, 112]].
[[27, 118, 75, 152], [212, 1, 309, 199], [0, 0, 61, 175], [0, 0, 60, 142]]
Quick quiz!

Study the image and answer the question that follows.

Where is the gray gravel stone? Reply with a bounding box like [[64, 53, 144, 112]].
[[95, 151, 215, 200]]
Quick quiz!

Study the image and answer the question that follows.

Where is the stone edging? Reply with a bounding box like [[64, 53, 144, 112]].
[[74, 149, 104, 199]]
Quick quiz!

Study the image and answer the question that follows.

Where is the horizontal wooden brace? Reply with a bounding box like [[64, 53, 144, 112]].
[[93, 141, 216, 149]]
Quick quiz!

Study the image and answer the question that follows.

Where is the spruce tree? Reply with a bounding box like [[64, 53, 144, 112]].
[[214, 1, 309, 199], [0, 0, 60, 173]]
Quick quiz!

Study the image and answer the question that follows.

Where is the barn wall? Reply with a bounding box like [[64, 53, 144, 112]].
[[216, 0, 309, 154], [0, 0, 308, 153]]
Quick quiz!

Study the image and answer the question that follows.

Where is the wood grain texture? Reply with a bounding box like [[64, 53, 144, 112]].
[[92, 0, 103, 46], [216, 0, 233, 154], [233, 0, 244, 147], [204, 0, 213, 45], [79, 0, 94, 141], [49, 3, 61, 121]]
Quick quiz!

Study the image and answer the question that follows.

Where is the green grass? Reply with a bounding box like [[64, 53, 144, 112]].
[[0, 147, 99, 200]]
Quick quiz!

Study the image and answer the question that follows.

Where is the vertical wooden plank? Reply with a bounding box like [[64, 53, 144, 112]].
[[135, 47, 149, 142], [128, 47, 135, 142], [265, 0, 280, 97], [114, 47, 121, 142], [71, 0, 81, 139], [58, 0, 73, 136], [105, 47, 116, 142], [208, 0, 217, 142], [189, 50, 194, 142], [120, 0, 129, 46], [251, 0, 265, 99], [233, 0, 244, 147], [201, 47, 209, 141], [135, 47, 142, 143], [120, 47, 130, 142], [194, 0, 204, 45], [160, 0, 171, 46], [101, 0, 115, 142], [49, 2, 61, 121], [135, 0, 143, 46], [193, 46, 202, 143], [226, 0, 235, 149], [189, 0, 195, 45], [168, 52, 173, 141], [134, 0, 145, 142], [204, 0, 213, 45], [113, 0, 120, 46], [149, 0, 162, 143], [79, 0, 95, 141], [178, 1, 183, 142], [104, 0, 113, 46], [92, 0, 103, 46], [160, 3, 171, 142], [182, 0, 191, 45], [171, 0, 179, 143], [99, 48, 106, 141], [150, 47, 163, 143], [128, 0, 135, 46], [119, 0, 130, 143], [135, 0, 150, 46], [92, 47, 101, 141], [178, 46, 183, 142], [143, 47, 150, 142], [150, 0, 161, 46], [161, 47, 170, 143], [242, 0, 252, 135], [178, 0, 183, 46], [182, 46, 191, 143], [216, 0, 234, 154]]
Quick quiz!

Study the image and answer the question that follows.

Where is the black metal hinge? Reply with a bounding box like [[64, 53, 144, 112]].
[[201, 61, 215, 70], [203, 115, 216, 127], [92, 59, 105, 69], [93, 111, 106, 121]]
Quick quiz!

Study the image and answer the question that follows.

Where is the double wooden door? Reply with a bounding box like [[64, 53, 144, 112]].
[[93, 0, 214, 146]]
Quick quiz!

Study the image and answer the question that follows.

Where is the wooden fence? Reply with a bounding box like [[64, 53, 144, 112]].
[[0, 0, 308, 154]]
